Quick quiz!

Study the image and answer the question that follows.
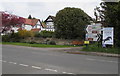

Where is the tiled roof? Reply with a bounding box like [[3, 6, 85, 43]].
[[24, 18, 39, 26]]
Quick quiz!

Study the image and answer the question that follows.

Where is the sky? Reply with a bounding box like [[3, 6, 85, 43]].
[[0, 0, 101, 20]]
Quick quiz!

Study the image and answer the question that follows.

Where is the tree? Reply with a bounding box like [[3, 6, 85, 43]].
[[96, 1, 120, 47], [54, 7, 91, 39], [1, 11, 25, 33], [28, 15, 32, 19]]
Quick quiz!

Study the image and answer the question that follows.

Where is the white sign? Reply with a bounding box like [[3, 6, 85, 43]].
[[92, 23, 102, 34], [86, 33, 101, 41], [102, 27, 114, 45], [86, 23, 102, 34], [86, 23, 102, 41], [86, 25, 92, 33]]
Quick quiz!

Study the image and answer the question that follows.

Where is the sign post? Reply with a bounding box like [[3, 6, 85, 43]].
[[84, 41, 89, 47], [86, 23, 102, 41], [102, 27, 114, 46]]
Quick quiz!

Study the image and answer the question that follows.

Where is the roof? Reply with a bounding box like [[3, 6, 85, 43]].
[[24, 18, 40, 26], [44, 15, 55, 22]]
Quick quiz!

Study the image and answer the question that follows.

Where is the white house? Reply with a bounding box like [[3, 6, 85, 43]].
[[22, 18, 45, 32], [44, 15, 55, 32]]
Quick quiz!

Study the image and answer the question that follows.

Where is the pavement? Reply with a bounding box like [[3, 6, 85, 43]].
[[61, 47, 119, 57], [2, 45, 118, 74]]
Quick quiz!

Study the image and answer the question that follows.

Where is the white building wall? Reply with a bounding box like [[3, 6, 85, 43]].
[[12, 27, 19, 33], [24, 25, 32, 31]]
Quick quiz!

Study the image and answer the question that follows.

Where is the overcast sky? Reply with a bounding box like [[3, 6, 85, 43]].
[[0, 0, 101, 20]]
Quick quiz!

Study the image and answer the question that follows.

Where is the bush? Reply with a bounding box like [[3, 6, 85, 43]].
[[29, 41, 36, 44], [34, 33, 41, 37], [40, 30, 54, 38], [10, 33, 21, 42], [82, 43, 119, 54], [2, 35, 10, 42], [2, 33, 21, 42], [18, 30, 35, 38], [47, 41, 56, 45]]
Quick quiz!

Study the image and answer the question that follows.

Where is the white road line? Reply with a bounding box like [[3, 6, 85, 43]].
[[62, 72, 74, 74], [66, 72, 74, 74], [62, 72, 67, 74], [2, 60, 7, 62], [31, 66, 41, 69], [19, 64, 29, 67], [9, 62, 17, 64], [45, 68, 58, 72]]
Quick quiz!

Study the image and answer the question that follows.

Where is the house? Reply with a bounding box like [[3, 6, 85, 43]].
[[22, 18, 44, 32], [44, 15, 55, 31]]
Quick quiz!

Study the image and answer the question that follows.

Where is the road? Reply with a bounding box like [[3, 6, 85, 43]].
[[2, 45, 118, 74]]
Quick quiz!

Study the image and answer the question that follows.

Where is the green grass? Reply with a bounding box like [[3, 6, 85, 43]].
[[82, 43, 119, 54], [1, 42, 77, 48]]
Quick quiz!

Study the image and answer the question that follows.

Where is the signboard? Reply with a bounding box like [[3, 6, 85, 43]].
[[102, 27, 114, 45], [86, 23, 102, 34], [86, 33, 101, 41], [84, 41, 89, 44], [86, 23, 102, 41], [86, 25, 92, 33]]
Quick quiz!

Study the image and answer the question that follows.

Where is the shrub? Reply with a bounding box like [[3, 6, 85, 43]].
[[40, 30, 54, 38], [18, 30, 35, 38], [2, 33, 21, 42], [47, 41, 56, 45], [2, 35, 10, 42], [29, 41, 36, 44], [34, 33, 41, 37], [10, 33, 21, 42]]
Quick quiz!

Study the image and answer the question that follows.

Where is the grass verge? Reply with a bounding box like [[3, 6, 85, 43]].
[[82, 43, 119, 54], [1, 42, 77, 48]]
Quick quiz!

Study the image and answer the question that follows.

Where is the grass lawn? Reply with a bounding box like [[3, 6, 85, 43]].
[[1, 42, 77, 48], [82, 43, 119, 54]]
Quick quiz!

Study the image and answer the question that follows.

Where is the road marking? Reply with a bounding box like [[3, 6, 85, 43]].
[[19, 64, 29, 67], [62, 72, 74, 74], [2, 60, 76, 74], [31, 66, 41, 69], [9, 62, 17, 64], [66, 72, 74, 74], [45, 68, 58, 72], [62, 72, 67, 74]]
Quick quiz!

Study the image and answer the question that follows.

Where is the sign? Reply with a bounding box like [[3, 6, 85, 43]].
[[84, 41, 89, 44], [86, 33, 101, 41], [86, 23, 102, 41], [92, 23, 102, 34], [86, 25, 92, 33], [86, 23, 102, 34], [102, 27, 114, 45]]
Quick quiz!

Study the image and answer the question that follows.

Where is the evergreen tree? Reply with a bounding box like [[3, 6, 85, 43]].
[[28, 15, 32, 19]]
